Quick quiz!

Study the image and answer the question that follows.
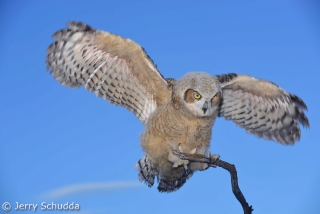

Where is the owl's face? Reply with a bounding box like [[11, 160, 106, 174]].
[[174, 72, 222, 117], [184, 89, 221, 117]]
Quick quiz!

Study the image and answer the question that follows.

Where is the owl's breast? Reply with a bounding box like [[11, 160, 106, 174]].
[[182, 116, 215, 153], [141, 104, 216, 165]]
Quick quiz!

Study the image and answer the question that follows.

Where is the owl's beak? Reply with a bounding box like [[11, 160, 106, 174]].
[[202, 101, 209, 114]]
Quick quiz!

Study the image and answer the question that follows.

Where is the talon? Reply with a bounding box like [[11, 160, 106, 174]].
[[202, 163, 209, 170], [210, 154, 220, 168], [206, 152, 211, 158], [211, 154, 220, 161], [167, 143, 190, 169], [190, 145, 199, 154], [172, 162, 179, 168], [182, 161, 188, 170]]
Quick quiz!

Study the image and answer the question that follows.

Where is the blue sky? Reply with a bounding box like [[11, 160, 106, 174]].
[[0, 0, 319, 213]]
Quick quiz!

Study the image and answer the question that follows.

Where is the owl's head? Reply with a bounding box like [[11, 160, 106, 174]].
[[173, 72, 222, 117]]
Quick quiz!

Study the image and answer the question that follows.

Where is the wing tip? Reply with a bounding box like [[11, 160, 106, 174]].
[[290, 94, 308, 110], [66, 21, 94, 31], [293, 105, 310, 128], [301, 116, 310, 129]]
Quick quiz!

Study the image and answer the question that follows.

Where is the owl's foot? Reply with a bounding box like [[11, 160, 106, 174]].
[[208, 153, 220, 168], [189, 153, 220, 170], [167, 143, 199, 170]]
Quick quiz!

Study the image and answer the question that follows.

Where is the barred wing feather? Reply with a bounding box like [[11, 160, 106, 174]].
[[217, 74, 309, 144], [46, 22, 170, 124]]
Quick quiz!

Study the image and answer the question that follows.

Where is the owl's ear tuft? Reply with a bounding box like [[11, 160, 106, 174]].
[[165, 78, 176, 91], [212, 92, 221, 106]]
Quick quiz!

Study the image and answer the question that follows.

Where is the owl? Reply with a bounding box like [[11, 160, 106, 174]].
[[46, 22, 309, 192]]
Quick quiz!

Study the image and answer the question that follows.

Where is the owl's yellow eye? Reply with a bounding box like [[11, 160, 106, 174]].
[[193, 92, 202, 100]]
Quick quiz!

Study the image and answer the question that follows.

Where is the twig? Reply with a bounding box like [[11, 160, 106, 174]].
[[169, 145, 253, 214]]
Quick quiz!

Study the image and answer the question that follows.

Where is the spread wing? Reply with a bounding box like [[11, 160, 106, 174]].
[[217, 73, 309, 144], [46, 22, 171, 124]]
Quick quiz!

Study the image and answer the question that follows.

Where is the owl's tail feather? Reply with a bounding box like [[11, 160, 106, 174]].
[[135, 156, 157, 187], [157, 168, 193, 193]]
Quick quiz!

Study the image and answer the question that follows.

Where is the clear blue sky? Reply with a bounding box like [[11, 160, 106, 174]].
[[1, 1, 319, 213]]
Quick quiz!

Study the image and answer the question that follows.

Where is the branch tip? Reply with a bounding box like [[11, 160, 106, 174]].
[[169, 144, 253, 214]]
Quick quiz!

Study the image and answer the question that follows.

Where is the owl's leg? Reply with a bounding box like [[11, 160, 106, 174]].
[[167, 143, 205, 170], [167, 143, 221, 171], [167, 143, 189, 170], [135, 156, 157, 187]]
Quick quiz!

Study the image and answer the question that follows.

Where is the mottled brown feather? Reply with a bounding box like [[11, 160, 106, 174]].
[[218, 74, 309, 144], [212, 92, 221, 107], [46, 21, 171, 124]]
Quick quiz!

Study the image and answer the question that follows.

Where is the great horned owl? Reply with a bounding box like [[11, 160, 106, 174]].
[[46, 22, 309, 192]]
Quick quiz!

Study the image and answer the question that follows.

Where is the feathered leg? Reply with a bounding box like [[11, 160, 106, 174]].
[[135, 156, 157, 187]]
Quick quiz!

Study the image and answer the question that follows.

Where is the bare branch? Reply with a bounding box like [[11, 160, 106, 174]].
[[169, 144, 254, 214]]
